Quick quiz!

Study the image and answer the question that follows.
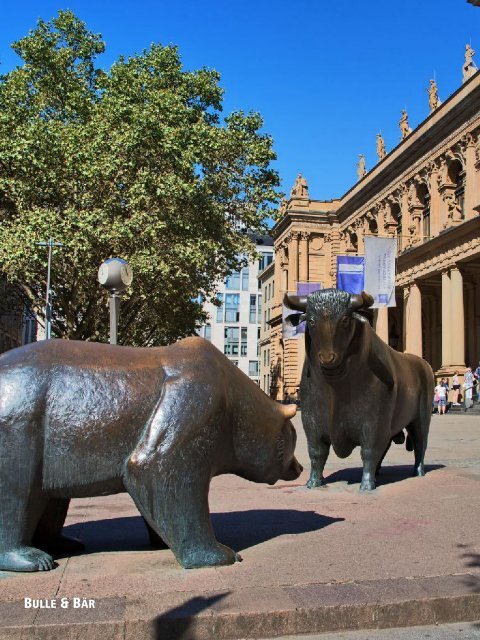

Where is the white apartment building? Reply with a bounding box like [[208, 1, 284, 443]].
[[198, 234, 274, 383]]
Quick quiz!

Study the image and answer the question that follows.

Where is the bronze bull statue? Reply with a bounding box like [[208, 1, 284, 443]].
[[0, 338, 302, 572], [284, 289, 434, 491]]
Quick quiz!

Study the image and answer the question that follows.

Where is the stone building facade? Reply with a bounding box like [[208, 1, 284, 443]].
[[264, 68, 480, 401]]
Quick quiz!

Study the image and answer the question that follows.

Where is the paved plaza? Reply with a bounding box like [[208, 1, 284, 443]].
[[0, 412, 479, 639]]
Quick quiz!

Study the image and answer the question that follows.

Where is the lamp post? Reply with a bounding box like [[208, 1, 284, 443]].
[[97, 258, 133, 345], [36, 238, 64, 340]]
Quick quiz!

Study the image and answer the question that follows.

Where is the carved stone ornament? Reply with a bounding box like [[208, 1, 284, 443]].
[[310, 236, 324, 252]]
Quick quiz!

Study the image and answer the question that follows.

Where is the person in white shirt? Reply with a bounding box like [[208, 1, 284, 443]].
[[434, 382, 447, 415]]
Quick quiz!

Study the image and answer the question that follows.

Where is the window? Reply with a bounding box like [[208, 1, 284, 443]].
[[226, 271, 241, 290], [264, 286, 267, 301], [216, 293, 223, 323], [272, 281, 274, 298], [258, 294, 262, 324], [204, 324, 212, 341], [241, 268, 249, 291], [263, 349, 267, 366], [249, 360, 259, 377], [249, 294, 257, 323], [225, 293, 240, 322], [259, 253, 273, 271], [241, 327, 248, 356], [224, 327, 239, 355]]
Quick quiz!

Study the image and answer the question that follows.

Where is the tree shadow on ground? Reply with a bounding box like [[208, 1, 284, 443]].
[[323, 464, 445, 487], [154, 593, 229, 640], [62, 509, 341, 557], [457, 543, 480, 629]]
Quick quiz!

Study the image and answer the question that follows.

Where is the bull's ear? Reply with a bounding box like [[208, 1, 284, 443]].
[[283, 293, 307, 311], [284, 312, 306, 327]]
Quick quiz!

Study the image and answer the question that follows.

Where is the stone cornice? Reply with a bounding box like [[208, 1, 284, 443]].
[[396, 217, 480, 284]]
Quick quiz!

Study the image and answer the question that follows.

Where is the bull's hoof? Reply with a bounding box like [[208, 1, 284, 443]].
[[179, 543, 242, 569], [413, 463, 425, 477], [359, 479, 376, 492], [306, 474, 325, 489], [0, 546, 55, 572]]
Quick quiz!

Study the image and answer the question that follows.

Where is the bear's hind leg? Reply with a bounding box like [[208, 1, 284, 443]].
[[0, 492, 55, 572], [33, 498, 85, 555]]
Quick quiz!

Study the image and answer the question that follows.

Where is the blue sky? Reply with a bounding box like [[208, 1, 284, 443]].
[[2, 1, 480, 202]]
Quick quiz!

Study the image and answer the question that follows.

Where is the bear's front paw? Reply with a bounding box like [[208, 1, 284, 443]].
[[179, 542, 241, 569], [0, 546, 55, 572]]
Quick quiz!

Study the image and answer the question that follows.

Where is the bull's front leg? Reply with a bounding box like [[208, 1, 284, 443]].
[[360, 445, 386, 491], [306, 437, 330, 489]]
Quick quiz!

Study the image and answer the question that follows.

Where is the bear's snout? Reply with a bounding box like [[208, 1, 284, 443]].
[[281, 456, 303, 481]]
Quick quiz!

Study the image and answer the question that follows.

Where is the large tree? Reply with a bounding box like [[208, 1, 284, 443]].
[[0, 10, 279, 345]]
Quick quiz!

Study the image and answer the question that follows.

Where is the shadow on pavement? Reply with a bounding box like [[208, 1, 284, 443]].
[[324, 463, 445, 487], [458, 544, 480, 629], [62, 509, 340, 556], [154, 593, 229, 640]]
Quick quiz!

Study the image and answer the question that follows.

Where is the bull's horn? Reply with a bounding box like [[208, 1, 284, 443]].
[[281, 403, 297, 419], [350, 291, 374, 310], [283, 293, 307, 311]]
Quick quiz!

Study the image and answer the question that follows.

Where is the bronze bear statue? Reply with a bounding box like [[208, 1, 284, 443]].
[[0, 338, 302, 571]]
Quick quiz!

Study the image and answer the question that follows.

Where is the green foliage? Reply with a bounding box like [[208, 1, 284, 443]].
[[0, 10, 279, 344]]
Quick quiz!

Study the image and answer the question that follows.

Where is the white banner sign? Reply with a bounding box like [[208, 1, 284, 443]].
[[364, 236, 397, 308]]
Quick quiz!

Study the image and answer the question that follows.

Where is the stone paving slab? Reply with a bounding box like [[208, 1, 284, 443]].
[[0, 413, 479, 639]]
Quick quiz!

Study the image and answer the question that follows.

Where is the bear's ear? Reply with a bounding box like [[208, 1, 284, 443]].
[[281, 404, 297, 419]]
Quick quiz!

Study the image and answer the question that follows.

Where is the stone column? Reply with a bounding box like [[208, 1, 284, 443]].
[[273, 243, 283, 304], [289, 234, 299, 290], [463, 134, 477, 220], [299, 233, 309, 282], [441, 270, 451, 367], [374, 307, 389, 343], [450, 266, 465, 367], [404, 282, 422, 356]]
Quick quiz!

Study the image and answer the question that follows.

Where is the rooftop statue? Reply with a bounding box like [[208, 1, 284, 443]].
[[463, 43, 477, 83], [399, 109, 412, 139], [0, 339, 302, 571], [284, 289, 434, 492], [427, 79, 441, 112], [290, 173, 309, 199], [356, 154, 367, 179], [376, 133, 386, 160]]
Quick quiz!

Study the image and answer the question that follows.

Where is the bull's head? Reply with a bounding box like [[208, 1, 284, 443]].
[[284, 289, 374, 376]]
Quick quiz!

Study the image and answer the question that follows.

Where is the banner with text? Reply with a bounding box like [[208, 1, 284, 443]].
[[364, 236, 397, 307], [336, 256, 365, 294]]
